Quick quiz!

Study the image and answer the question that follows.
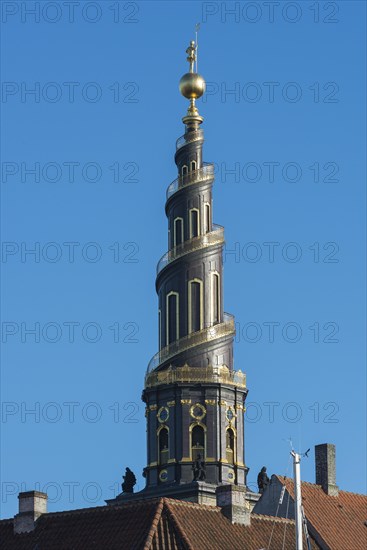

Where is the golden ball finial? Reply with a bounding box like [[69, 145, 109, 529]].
[[179, 73, 206, 100]]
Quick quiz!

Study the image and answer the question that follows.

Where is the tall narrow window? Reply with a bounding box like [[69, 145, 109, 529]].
[[212, 273, 220, 325], [191, 425, 205, 460], [226, 428, 235, 465], [204, 203, 210, 234], [188, 279, 203, 333], [181, 165, 188, 176], [159, 428, 169, 465], [189, 208, 200, 238], [190, 160, 197, 171], [174, 217, 184, 247], [158, 309, 161, 350], [166, 292, 179, 345]]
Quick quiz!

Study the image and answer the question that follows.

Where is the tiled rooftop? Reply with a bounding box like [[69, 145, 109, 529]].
[[275, 476, 367, 550], [0, 496, 320, 550]]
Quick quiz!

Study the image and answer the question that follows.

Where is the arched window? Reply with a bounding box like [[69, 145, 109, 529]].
[[174, 217, 184, 247], [189, 208, 200, 239], [166, 291, 179, 345], [211, 273, 220, 325], [191, 425, 205, 461], [159, 427, 169, 465], [226, 428, 235, 465], [204, 203, 211, 234], [181, 165, 188, 176], [188, 279, 203, 333], [190, 160, 197, 172]]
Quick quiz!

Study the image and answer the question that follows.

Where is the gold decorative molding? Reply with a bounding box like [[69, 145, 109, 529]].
[[167, 400, 176, 407], [235, 404, 244, 410], [180, 457, 192, 462], [219, 400, 227, 407], [148, 461, 158, 467], [159, 469, 168, 482], [149, 404, 158, 411], [205, 399, 216, 406], [190, 403, 206, 420], [181, 399, 192, 405], [205, 457, 216, 463], [167, 458, 177, 464], [157, 406, 169, 423]]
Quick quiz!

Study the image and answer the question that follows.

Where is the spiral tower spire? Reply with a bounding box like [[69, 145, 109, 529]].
[[142, 40, 248, 498]]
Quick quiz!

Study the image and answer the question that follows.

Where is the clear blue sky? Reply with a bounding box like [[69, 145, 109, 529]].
[[1, 1, 365, 517]]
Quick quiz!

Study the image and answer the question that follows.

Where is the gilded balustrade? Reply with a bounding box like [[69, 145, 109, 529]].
[[156, 224, 224, 275], [166, 162, 214, 199], [146, 313, 235, 373], [145, 364, 246, 389]]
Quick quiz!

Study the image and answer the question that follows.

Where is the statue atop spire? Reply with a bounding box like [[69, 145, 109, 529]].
[[179, 39, 206, 124], [186, 40, 196, 73]]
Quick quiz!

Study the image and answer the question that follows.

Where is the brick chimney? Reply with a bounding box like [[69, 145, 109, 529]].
[[315, 443, 339, 497], [216, 484, 251, 525], [14, 491, 47, 534]]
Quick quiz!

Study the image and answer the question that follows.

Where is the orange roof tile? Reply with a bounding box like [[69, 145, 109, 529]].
[[276, 476, 367, 550], [0, 495, 320, 550]]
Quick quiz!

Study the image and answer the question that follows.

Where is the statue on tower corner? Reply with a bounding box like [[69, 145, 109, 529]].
[[257, 466, 270, 493], [192, 454, 206, 481], [121, 467, 136, 493]]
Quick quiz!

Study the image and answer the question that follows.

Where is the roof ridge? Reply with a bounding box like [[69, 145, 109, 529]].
[[163, 497, 220, 511], [252, 513, 295, 525], [164, 499, 195, 550], [274, 474, 367, 497], [338, 489, 367, 498], [25, 497, 164, 519], [142, 498, 164, 550]]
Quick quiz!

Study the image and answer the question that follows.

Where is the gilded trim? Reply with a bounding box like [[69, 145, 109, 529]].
[[188, 277, 204, 334], [159, 469, 168, 482], [204, 201, 211, 234], [173, 216, 184, 247], [210, 271, 220, 325], [189, 207, 200, 239], [158, 309, 161, 351], [190, 403, 206, 420], [157, 406, 169, 423], [205, 399, 217, 406], [166, 291, 179, 345], [189, 421, 207, 460], [181, 399, 192, 405]]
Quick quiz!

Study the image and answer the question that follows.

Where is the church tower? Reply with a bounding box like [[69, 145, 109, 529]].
[[141, 40, 248, 500]]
